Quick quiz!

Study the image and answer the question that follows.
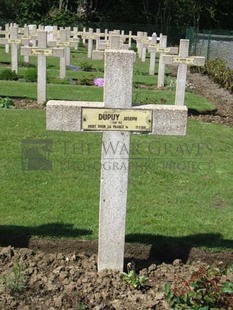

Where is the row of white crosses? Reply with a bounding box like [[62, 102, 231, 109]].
[[0, 24, 80, 103], [46, 41, 203, 271], [21, 31, 65, 103], [21, 30, 76, 103], [135, 33, 205, 99], [83, 28, 132, 60], [133, 32, 179, 81], [0, 25, 32, 73], [1, 24, 205, 109], [0, 24, 79, 70]]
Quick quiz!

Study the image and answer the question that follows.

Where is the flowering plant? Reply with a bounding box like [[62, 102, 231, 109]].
[[94, 78, 104, 87]]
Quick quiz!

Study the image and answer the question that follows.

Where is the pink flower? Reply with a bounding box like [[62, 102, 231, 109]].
[[94, 78, 104, 87]]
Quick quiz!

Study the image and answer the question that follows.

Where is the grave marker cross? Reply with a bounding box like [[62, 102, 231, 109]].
[[46, 49, 188, 272], [21, 30, 64, 103], [157, 35, 179, 87], [47, 50, 135, 271], [162, 39, 205, 105], [0, 25, 30, 73]]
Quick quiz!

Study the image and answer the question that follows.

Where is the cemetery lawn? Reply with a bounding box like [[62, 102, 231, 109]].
[[0, 101, 233, 310], [0, 108, 232, 257], [0, 45, 232, 262], [0, 39, 233, 310]]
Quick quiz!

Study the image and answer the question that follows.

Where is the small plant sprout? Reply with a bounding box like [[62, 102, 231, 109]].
[[0, 263, 26, 294], [121, 261, 147, 289], [0, 97, 14, 109]]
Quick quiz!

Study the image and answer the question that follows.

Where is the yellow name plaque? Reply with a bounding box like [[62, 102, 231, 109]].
[[56, 41, 70, 47], [8, 39, 21, 44], [172, 57, 194, 65], [82, 108, 152, 132], [31, 48, 53, 56]]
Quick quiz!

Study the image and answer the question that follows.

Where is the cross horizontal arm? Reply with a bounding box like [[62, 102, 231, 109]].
[[163, 55, 205, 66], [21, 46, 64, 57], [46, 101, 187, 136], [46, 101, 104, 132]]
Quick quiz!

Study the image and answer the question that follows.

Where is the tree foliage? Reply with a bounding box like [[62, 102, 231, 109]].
[[0, 0, 232, 30]]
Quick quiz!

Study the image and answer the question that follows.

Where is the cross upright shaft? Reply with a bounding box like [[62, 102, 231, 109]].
[[98, 50, 134, 271]]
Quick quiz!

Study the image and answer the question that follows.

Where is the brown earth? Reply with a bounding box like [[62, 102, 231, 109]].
[[187, 72, 233, 127], [1, 71, 233, 309]]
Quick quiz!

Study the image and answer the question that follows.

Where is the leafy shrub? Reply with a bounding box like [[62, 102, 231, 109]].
[[24, 68, 37, 82], [0, 97, 14, 108], [76, 77, 94, 86], [18, 60, 36, 68], [0, 69, 18, 80], [41, 9, 77, 27], [164, 264, 233, 309], [191, 58, 233, 93], [80, 62, 95, 72]]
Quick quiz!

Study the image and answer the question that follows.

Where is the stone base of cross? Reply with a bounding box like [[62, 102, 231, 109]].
[[46, 49, 187, 272]]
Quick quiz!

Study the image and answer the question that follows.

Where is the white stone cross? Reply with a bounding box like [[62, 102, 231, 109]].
[[46, 49, 188, 272], [148, 33, 158, 75], [140, 33, 149, 62], [162, 39, 205, 105], [21, 25, 31, 64], [47, 28, 78, 79], [48, 28, 78, 66], [71, 27, 79, 50], [157, 35, 179, 87], [85, 28, 94, 58], [92, 34, 128, 60], [135, 31, 144, 58], [0, 25, 30, 73], [1, 24, 10, 53], [21, 30, 64, 103]]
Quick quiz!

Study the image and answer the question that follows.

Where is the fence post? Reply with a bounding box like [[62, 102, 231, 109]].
[[207, 31, 211, 61]]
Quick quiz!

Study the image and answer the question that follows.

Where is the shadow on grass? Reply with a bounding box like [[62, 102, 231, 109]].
[[125, 233, 233, 267], [0, 223, 92, 248], [1, 227, 233, 269]]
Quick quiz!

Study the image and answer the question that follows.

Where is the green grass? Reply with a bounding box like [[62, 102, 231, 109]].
[[0, 109, 232, 253], [0, 46, 216, 113], [0, 78, 215, 112], [0, 44, 232, 254]]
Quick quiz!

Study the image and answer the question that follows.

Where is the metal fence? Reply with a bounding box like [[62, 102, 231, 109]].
[[186, 27, 233, 69]]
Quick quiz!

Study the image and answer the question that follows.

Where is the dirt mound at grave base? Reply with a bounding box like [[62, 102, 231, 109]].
[[187, 72, 233, 127], [13, 99, 45, 110], [0, 240, 233, 310]]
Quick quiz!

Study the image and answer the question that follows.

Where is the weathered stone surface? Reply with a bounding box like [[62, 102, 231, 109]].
[[136, 104, 188, 135], [46, 101, 104, 132]]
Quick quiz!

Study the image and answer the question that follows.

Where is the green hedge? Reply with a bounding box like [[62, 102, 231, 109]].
[[191, 58, 233, 93]]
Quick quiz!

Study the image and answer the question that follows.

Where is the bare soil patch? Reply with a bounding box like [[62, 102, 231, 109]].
[[187, 72, 233, 127], [1, 239, 233, 310]]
